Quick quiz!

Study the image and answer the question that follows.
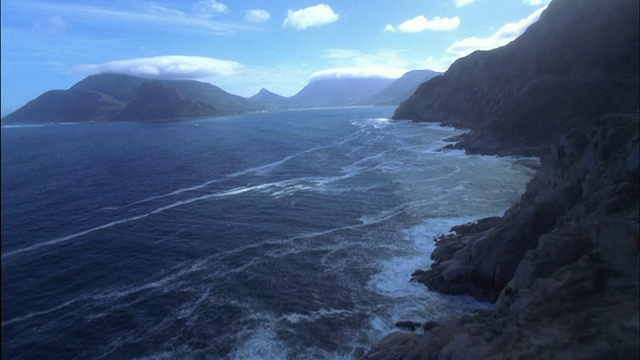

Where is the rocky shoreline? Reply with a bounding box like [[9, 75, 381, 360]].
[[362, 0, 639, 356], [364, 114, 639, 359]]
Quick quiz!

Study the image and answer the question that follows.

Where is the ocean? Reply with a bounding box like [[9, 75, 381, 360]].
[[1, 106, 535, 359]]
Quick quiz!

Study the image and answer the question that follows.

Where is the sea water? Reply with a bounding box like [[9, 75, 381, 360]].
[[1, 107, 535, 359]]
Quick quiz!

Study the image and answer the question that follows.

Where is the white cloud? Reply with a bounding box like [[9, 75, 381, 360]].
[[524, 0, 551, 5], [244, 9, 270, 23], [322, 48, 413, 69], [319, 47, 447, 76], [445, 5, 546, 58], [283, 4, 339, 30], [75, 55, 243, 80], [454, 0, 477, 7], [143, 4, 186, 18], [12, 1, 250, 34], [35, 15, 67, 34], [385, 15, 460, 33], [310, 67, 406, 81], [194, 0, 228, 18]]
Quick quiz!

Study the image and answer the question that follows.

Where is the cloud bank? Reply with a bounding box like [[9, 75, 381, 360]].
[[385, 15, 460, 33], [454, 0, 477, 7], [75, 55, 243, 80], [283, 4, 339, 30], [310, 67, 406, 81], [244, 9, 270, 23], [524, 0, 551, 5], [445, 6, 546, 58]]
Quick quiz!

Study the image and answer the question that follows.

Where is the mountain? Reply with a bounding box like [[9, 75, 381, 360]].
[[250, 71, 441, 109], [394, 0, 639, 156], [2, 73, 263, 123], [249, 88, 291, 109], [367, 70, 440, 105], [289, 77, 395, 107]]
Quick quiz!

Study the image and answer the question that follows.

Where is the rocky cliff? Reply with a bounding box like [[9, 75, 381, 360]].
[[365, 114, 639, 359], [394, 0, 639, 156], [412, 114, 639, 302], [365, 0, 640, 358]]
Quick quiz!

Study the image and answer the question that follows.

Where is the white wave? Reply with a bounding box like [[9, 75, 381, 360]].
[[341, 149, 390, 173], [1, 258, 210, 326], [366, 216, 496, 325], [175, 287, 212, 320], [108, 142, 337, 210], [282, 308, 353, 324], [4, 177, 327, 259], [131, 352, 175, 360], [1, 122, 83, 129], [229, 143, 333, 178], [116, 178, 226, 209], [1, 295, 87, 327], [228, 322, 289, 360], [2, 124, 49, 128], [230, 309, 357, 360], [2, 213, 152, 260]]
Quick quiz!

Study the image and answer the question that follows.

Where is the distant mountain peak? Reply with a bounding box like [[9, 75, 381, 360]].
[[249, 88, 289, 107], [254, 88, 277, 96]]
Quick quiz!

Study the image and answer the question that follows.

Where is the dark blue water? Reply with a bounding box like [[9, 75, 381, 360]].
[[1, 107, 535, 359]]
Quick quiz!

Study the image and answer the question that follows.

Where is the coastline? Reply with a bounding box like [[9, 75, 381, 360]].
[[363, 113, 640, 359]]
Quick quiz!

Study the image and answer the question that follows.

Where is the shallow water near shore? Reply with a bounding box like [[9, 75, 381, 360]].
[[1, 106, 534, 359]]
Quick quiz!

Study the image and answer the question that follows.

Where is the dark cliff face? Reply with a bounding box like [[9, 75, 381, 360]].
[[394, 0, 639, 156], [415, 114, 639, 302]]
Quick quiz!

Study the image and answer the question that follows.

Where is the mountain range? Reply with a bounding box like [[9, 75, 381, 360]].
[[2, 70, 439, 123]]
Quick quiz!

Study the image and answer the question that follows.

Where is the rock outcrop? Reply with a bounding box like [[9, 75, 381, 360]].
[[415, 113, 639, 299]]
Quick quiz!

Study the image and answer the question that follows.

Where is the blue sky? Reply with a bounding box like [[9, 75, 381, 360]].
[[1, 0, 549, 116]]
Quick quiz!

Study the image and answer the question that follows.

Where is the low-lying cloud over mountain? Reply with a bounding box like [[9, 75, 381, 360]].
[[309, 67, 407, 81], [75, 55, 243, 81]]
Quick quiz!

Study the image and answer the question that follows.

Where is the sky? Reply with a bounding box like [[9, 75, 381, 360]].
[[1, 0, 550, 116]]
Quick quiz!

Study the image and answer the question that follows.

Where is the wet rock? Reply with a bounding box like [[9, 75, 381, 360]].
[[422, 321, 440, 331], [363, 332, 420, 360], [395, 321, 421, 332]]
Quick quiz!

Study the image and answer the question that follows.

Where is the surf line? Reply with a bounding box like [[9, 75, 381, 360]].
[[1, 176, 319, 261], [107, 143, 336, 211], [1, 192, 225, 261]]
